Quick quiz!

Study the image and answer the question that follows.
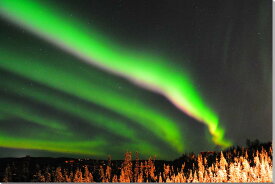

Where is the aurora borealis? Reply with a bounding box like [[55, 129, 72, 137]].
[[0, 0, 272, 159]]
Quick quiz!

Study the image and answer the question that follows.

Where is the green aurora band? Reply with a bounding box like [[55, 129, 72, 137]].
[[0, 0, 232, 157], [0, 54, 183, 158]]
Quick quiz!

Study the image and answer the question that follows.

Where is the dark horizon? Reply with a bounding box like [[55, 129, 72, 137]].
[[0, 141, 272, 182], [0, 139, 271, 161]]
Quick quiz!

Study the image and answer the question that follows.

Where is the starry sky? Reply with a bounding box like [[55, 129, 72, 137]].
[[0, 0, 272, 160]]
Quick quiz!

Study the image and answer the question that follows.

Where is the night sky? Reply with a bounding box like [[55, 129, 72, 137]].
[[0, 0, 272, 160]]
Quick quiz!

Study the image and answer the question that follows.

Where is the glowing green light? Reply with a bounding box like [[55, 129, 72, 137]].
[[0, 0, 232, 156]]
